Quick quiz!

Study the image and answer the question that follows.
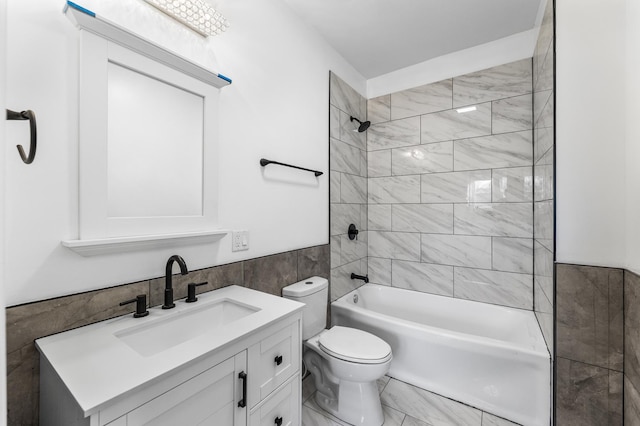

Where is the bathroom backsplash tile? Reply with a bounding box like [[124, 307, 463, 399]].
[[360, 59, 537, 313], [491, 167, 534, 202], [390, 79, 453, 120], [556, 357, 623, 426], [330, 105, 341, 140], [492, 237, 533, 274], [368, 231, 421, 261], [391, 142, 453, 175], [421, 234, 492, 269], [421, 170, 492, 203], [330, 138, 361, 175], [330, 203, 361, 236], [534, 127, 553, 168], [368, 94, 391, 124], [368, 176, 421, 204], [330, 73, 369, 303], [625, 270, 640, 392], [330, 72, 365, 119], [533, 89, 552, 128], [368, 257, 392, 286], [339, 109, 366, 150], [330, 172, 341, 203], [556, 264, 624, 371], [420, 102, 491, 143], [454, 267, 533, 309], [452, 59, 532, 107], [149, 261, 242, 306], [368, 117, 421, 151], [491, 94, 533, 134], [368, 149, 392, 177], [454, 203, 533, 238], [626, 377, 640, 426], [331, 259, 366, 301], [391, 260, 454, 296], [534, 150, 554, 202], [454, 131, 532, 171], [368, 204, 392, 231], [340, 173, 367, 204], [392, 204, 453, 234]]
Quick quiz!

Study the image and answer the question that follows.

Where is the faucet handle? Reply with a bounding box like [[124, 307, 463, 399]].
[[186, 282, 208, 303], [120, 294, 149, 318]]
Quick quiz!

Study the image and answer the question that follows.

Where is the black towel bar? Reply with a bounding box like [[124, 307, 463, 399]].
[[260, 158, 323, 177]]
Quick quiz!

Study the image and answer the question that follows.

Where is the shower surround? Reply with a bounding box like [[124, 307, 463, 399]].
[[365, 59, 535, 311]]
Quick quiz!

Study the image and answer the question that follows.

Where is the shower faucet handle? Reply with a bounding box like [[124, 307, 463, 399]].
[[348, 224, 359, 240]]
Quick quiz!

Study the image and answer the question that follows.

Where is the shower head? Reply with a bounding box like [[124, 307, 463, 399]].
[[350, 116, 371, 133]]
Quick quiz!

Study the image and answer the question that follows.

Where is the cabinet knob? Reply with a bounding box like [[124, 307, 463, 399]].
[[274, 355, 283, 366], [274, 416, 283, 426]]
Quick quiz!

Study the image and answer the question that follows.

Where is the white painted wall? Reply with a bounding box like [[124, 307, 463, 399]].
[[626, 0, 640, 275], [0, 0, 8, 420], [4, 0, 365, 306], [556, 0, 627, 268]]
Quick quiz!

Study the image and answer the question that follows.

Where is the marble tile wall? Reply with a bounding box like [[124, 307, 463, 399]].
[[533, 0, 555, 356], [626, 270, 640, 425], [5, 244, 329, 426], [366, 59, 534, 310], [555, 263, 624, 425], [329, 72, 368, 301]]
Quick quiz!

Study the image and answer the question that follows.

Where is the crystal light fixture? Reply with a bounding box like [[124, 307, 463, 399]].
[[144, 0, 230, 37]]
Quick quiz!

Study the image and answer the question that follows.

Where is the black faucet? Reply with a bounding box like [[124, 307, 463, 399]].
[[351, 273, 369, 283], [163, 255, 188, 309]]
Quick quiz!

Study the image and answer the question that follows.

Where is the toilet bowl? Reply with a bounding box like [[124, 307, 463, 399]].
[[282, 277, 392, 426], [304, 326, 392, 426]]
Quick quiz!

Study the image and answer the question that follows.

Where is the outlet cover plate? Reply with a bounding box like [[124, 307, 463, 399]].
[[232, 230, 249, 252]]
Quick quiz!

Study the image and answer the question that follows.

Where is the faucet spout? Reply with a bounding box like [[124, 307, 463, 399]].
[[163, 255, 189, 309]]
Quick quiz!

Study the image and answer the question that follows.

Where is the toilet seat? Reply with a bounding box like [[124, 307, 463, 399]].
[[318, 326, 392, 364]]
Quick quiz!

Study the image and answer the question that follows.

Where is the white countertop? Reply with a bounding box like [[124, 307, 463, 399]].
[[36, 285, 304, 416]]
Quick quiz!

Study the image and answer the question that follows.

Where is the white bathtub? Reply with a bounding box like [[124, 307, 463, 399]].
[[331, 284, 550, 426]]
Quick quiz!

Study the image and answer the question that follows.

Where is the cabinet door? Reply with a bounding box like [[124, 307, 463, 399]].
[[249, 374, 300, 426], [125, 353, 247, 426], [249, 321, 300, 404]]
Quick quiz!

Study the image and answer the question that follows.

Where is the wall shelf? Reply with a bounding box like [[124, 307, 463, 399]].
[[61, 230, 229, 257], [63, 1, 232, 88]]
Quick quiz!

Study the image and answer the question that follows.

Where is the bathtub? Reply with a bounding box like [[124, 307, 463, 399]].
[[331, 284, 550, 426]]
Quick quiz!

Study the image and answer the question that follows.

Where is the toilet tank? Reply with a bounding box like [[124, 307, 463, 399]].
[[282, 276, 328, 340]]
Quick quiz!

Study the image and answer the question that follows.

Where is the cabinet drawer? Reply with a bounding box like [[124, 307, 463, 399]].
[[249, 375, 300, 426], [249, 321, 300, 404], [125, 356, 241, 426]]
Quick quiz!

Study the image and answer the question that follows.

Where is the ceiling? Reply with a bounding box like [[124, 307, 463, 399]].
[[280, 0, 544, 79]]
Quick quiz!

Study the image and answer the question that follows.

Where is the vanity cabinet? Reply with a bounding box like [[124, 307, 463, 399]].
[[36, 286, 303, 426]]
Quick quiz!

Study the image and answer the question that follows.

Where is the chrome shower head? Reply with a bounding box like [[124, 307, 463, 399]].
[[350, 116, 371, 133]]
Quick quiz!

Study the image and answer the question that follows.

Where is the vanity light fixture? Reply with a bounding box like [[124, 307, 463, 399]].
[[144, 0, 230, 37], [456, 105, 477, 114]]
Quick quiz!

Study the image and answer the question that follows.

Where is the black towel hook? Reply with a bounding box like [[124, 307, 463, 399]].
[[6, 109, 37, 164]]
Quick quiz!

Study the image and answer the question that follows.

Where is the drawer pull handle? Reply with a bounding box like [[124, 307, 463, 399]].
[[238, 371, 247, 408], [274, 355, 283, 366], [274, 416, 283, 426]]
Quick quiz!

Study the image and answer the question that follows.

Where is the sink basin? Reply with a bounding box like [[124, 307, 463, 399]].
[[114, 298, 260, 357]]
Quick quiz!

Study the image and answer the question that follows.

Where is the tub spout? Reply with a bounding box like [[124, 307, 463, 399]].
[[350, 273, 369, 283]]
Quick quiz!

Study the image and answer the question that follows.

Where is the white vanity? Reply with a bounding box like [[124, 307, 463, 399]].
[[36, 286, 304, 426]]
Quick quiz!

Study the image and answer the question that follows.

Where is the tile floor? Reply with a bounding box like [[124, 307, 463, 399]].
[[301, 374, 521, 426]]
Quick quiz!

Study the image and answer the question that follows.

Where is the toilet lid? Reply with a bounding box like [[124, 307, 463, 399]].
[[318, 326, 391, 364]]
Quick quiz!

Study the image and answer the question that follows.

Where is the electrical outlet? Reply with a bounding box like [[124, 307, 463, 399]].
[[232, 230, 249, 252]]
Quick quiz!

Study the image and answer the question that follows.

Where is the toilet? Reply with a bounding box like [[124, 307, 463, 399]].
[[282, 276, 392, 426]]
